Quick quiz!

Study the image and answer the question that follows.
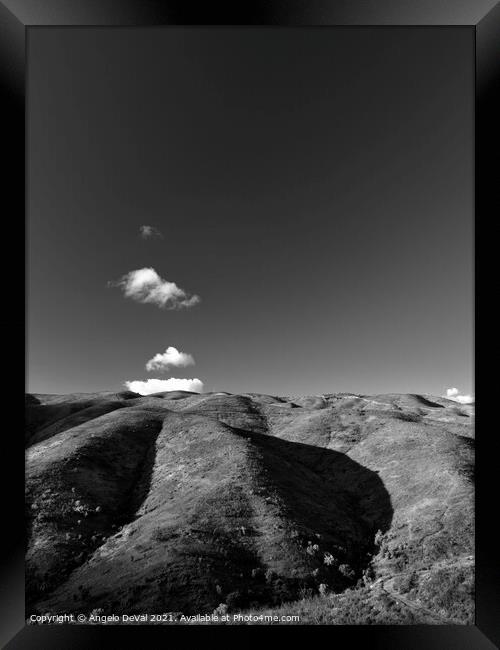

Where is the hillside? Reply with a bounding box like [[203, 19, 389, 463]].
[[25, 390, 474, 624]]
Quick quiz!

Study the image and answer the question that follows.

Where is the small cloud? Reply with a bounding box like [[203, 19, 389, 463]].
[[445, 387, 474, 404], [109, 267, 200, 310], [125, 377, 204, 395], [146, 346, 194, 372], [140, 225, 163, 239]]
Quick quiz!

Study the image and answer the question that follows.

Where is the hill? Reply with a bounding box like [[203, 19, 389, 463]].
[[25, 391, 474, 624]]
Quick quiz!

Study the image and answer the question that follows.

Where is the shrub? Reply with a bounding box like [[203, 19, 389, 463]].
[[339, 564, 355, 580], [324, 552, 337, 566], [213, 603, 228, 616], [90, 608, 104, 618], [226, 591, 243, 610], [318, 584, 328, 597], [306, 542, 320, 556]]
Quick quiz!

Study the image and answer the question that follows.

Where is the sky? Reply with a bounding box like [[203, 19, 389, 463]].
[[27, 27, 474, 398]]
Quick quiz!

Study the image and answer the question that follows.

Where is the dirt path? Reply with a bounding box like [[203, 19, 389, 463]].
[[376, 577, 458, 624]]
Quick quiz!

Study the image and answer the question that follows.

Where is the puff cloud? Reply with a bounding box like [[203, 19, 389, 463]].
[[445, 387, 474, 404], [110, 267, 200, 310], [140, 225, 163, 239], [125, 377, 204, 395], [146, 346, 195, 372]]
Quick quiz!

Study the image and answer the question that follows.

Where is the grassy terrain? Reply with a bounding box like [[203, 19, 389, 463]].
[[26, 391, 474, 624]]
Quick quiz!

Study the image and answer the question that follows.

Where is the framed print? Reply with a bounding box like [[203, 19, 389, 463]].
[[1, 0, 499, 647]]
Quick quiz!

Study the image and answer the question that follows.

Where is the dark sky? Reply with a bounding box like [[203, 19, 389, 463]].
[[28, 27, 474, 397]]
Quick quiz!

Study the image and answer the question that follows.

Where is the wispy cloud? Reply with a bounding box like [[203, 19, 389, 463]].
[[146, 346, 195, 372], [140, 225, 163, 239], [445, 387, 474, 404], [109, 267, 200, 310], [125, 377, 204, 395]]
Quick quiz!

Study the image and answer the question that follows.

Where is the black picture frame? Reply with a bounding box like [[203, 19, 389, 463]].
[[2, 1, 498, 647]]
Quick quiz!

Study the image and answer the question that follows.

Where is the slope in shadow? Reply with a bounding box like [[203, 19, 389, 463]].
[[27, 401, 131, 447], [411, 395, 445, 409], [158, 430, 394, 611], [231, 428, 393, 590], [25, 392, 138, 445], [25, 409, 166, 610]]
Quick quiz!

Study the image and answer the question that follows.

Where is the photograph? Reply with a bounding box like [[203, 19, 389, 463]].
[[25, 25, 475, 626], [0, 0, 498, 645]]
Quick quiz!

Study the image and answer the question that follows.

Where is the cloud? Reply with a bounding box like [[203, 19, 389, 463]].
[[125, 377, 204, 395], [146, 346, 195, 372], [140, 225, 163, 239], [445, 387, 474, 404], [110, 268, 200, 310]]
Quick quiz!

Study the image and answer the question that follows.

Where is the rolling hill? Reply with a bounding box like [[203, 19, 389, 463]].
[[25, 390, 474, 624]]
